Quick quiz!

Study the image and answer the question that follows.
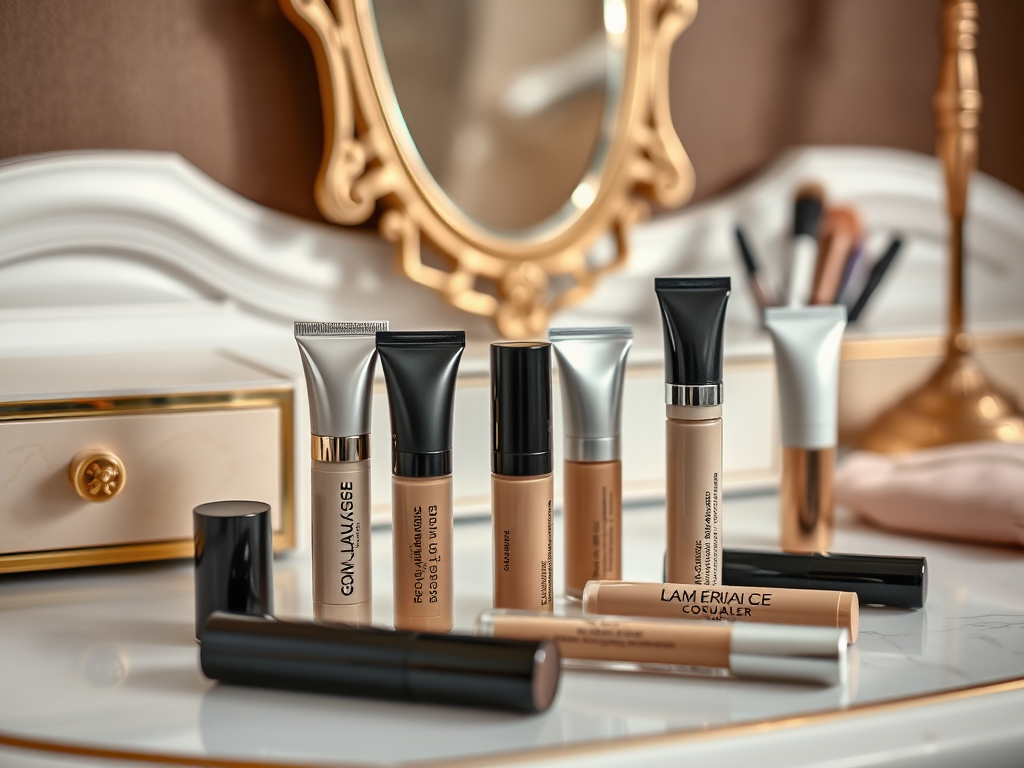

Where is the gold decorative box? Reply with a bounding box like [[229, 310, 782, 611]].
[[0, 350, 294, 573]]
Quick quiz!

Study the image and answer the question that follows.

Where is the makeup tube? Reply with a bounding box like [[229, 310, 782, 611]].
[[655, 277, 731, 586], [491, 342, 554, 611], [201, 612, 560, 713], [583, 580, 858, 641], [550, 326, 632, 599], [722, 550, 928, 609], [376, 331, 465, 633], [295, 321, 387, 625], [764, 306, 847, 552], [476, 610, 847, 686]]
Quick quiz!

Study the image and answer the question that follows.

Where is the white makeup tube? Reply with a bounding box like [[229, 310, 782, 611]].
[[764, 306, 847, 552]]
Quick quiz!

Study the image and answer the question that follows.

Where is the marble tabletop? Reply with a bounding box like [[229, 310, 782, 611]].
[[1, 494, 1023, 767]]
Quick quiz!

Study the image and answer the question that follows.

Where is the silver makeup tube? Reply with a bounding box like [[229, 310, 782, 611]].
[[295, 321, 388, 625], [764, 306, 846, 552], [550, 326, 632, 599]]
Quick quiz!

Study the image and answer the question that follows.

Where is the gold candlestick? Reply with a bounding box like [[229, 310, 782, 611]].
[[858, 0, 1024, 453]]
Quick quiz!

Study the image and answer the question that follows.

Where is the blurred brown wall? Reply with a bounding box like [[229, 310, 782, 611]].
[[2, 0, 1022, 222]]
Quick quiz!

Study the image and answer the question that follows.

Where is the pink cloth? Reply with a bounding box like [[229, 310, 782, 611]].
[[835, 442, 1024, 546]]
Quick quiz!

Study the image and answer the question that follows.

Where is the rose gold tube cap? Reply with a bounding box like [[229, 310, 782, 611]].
[[838, 592, 858, 642]]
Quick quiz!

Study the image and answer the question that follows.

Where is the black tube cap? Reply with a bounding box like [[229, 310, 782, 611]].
[[193, 501, 274, 640], [377, 331, 465, 478], [200, 613, 561, 714], [655, 277, 731, 386], [722, 550, 928, 608], [491, 342, 552, 476]]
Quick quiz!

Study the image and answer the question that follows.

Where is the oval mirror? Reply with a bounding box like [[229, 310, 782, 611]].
[[282, 0, 696, 337], [371, 0, 620, 235]]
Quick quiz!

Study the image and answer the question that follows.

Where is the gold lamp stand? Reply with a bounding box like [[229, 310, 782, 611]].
[[858, 0, 1024, 453]]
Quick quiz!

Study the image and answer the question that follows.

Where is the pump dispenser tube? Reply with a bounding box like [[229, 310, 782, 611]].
[[295, 321, 388, 625], [765, 306, 846, 552], [550, 327, 632, 599], [655, 277, 731, 586], [491, 342, 554, 612], [377, 331, 465, 632]]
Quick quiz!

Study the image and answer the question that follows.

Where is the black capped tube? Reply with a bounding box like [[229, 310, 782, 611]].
[[655, 277, 731, 389], [723, 550, 928, 609], [199, 613, 561, 713], [491, 342, 552, 477], [376, 331, 465, 477]]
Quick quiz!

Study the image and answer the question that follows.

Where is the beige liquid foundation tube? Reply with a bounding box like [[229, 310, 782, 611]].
[[550, 327, 632, 599], [295, 321, 388, 625], [377, 331, 465, 632], [655, 277, 731, 586], [583, 580, 859, 641], [475, 610, 848, 686], [491, 342, 554, 612], [764, 306, 847, 552]]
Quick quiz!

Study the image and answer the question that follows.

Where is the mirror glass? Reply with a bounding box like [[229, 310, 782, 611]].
[[371, 0, 625, 234]]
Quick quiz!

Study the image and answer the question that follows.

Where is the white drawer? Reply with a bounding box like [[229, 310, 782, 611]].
[[0, 407, 282, 557]]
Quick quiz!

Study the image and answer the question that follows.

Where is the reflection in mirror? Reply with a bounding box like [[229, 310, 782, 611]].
[[372, 0, 623, 233]]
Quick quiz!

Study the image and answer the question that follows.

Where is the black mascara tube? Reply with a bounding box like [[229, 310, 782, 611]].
[[200, 613, 561, 713]]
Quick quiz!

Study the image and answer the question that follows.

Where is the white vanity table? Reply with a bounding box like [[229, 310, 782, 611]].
[[2, 495, 1023, 767]]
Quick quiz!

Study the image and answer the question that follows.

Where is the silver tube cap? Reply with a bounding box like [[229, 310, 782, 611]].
[[550, 326, 632, 463], [729, 623, 848, 686], [666, 383, 722, 407], [294, 321, 387, 440]]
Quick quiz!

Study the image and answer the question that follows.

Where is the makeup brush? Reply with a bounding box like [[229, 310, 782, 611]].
[[847, 237, 903, 323], [734, 225, 775, 312], [786, 183, 825, 307], [810, 207, 861, 305]]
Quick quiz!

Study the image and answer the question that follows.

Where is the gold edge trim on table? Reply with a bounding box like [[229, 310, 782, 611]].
[[280, 0, 697, 338], [0, 387, 296, 571], [2, 674, 1023, 768]]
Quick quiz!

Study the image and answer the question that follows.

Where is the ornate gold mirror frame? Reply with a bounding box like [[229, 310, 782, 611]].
[[282, 0, 697, 337]]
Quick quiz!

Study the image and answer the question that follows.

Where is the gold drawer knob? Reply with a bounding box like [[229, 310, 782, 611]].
[[69, 450, 126, 502]]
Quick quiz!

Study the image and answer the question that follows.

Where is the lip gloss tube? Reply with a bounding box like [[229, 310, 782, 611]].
[[491, 342, 554, 612], [377, 331, 465, 633], [583, 579, 858, 641], [655, 277, 731, 586], [550, 326, 632, 599], [295, 321, 387, 625], [475, 610, 847, 686], [764, 306, 846, 552]]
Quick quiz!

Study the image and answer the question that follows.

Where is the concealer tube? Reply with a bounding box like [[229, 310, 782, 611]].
[[655, 277, 731, 586], [583, 579, 859, 641], [550, 327, 632, 599], [475, 610, 848, 686], [377, 331, 465, 633], [764, 306, 847, 552], [491, 342, 554, 612], [295, 321, 388, 625]]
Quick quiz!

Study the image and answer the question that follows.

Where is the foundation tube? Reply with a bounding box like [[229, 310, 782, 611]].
[[476, 610, 847, 686], [201, 612, 561, 713], [295, 321, 387, 625], [491, 342, 554, 612], [549, 326, 632, 599], [377, 331, 465, 633], [655, 277, 731, 586], [583, 580, 858, 641], [764, 306, 847, 552]]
